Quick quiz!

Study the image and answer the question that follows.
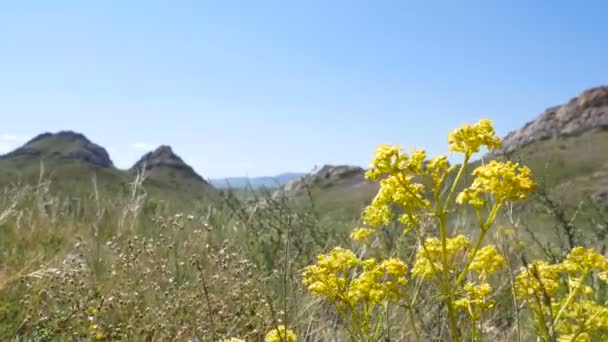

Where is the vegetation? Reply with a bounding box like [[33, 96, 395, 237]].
[[1, 120, 607, 341]]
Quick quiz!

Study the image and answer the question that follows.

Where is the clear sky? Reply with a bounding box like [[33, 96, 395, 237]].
[[1, 1, 607, 178]]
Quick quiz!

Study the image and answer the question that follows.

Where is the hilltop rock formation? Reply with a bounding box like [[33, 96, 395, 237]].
[[130, 145, 207, 184], [280, 164, 371, 196], [0, 131, 113, 167], [498, 86, 608, 154]]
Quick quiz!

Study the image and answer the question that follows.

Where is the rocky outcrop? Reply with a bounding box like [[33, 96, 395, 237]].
[[130, 145, 207, 183], [0, 131, 113, 168], [280, 164, 370, 196], [498, 86, 608, 154]]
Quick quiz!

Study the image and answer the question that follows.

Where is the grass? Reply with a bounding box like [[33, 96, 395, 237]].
[[0, 128, 607, 340]]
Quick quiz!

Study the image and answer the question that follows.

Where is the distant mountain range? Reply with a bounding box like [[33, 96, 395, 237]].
[[209, 173, 306, 189]]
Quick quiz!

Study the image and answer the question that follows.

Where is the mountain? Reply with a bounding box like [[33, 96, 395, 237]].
[[277, 164, 379, 218], [0, 131, 113, 168], [495, 86, 608, 207], [498, 86, 608, 154], [210, 172, 306, 189], [129, 145, 213, 196], [0, 133, 215, 209]]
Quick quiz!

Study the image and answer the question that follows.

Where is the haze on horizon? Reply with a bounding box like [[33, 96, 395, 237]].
[[1, 1, 607, 178]]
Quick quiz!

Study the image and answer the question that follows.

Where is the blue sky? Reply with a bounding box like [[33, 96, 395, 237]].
[[1, 1, 607, 178]]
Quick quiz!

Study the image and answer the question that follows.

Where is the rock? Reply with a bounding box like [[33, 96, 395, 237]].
[[130, 145, 207, 183], [498, 86, 608, 154], [279, 164, 369, 196], [1, 131, 113, 167]]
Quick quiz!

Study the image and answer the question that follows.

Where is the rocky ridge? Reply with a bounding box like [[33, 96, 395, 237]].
[[280, 164, 371, 196], [498, 86, 608, 154]]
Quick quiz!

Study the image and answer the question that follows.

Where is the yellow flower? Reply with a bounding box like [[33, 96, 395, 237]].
[[514, 261, 564, 300], [348, 257, 408, 305], [457, 160, 536, 207], [554, 300, 608, 341], [302, 247, 360, 302], [412, 235, 471, 279], [455, 282, 495, 320], [362, 171, 430, 228], [265, 325, 297, 342], [425, 154, 456, 190], [365, 144, 403, 180], [469, 245, 505, 276], [561, 247, 608, 274], [448, 119, 501, 155], [222, 339, 245, 342], [351, 227, 375, 242]]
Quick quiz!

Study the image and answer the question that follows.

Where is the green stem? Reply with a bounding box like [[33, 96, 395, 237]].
[[553, 272, 589, 325], [406, 305, 422, 342], [439, 211, 460, 341], [435, 154, 470, 342], [445, 153, 471, 210], [454, 202, 501, 287]]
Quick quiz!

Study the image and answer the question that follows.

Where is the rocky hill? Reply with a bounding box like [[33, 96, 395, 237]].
[[130, 145, 206, 182], [498, 86, 608, 154], [281, 165, 370, 196], [0, 131, 113, 168]]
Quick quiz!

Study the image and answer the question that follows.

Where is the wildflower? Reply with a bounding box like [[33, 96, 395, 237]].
[[561, 247, 608, 274], [412, 235, 471, 279], [448, 119, 501, 155], [514, 261, 564, 300], [425, 154, 456, 190], [351, 227, 375, 242], [302, 247, 360, 302], [454, 282, 495, 320], [348, 258, 408, 305], [553, 300, 608, 341], [365, 144, 403, 180], [362, 202, 393, 227], [222, 339, 245, 342], [362, 172, 429, 228], [469, 245, 505, 276], [457, 160, 536, 208], [265, 325, 297, 342], [396, 148, 427, 174]]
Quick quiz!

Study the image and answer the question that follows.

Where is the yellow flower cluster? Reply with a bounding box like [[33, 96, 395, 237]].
[[515, 248, 608, 339], [302, 247, 359, 302], [514, 260, 564, 299], [454, 282, 495, 320], [303, 248, 408, 307], [469, 245, 505, 276], [348, 258, 408, 305], [426, 154, 456, 192], [515, 248, 608, 300], [554, 300, 608, 341], [562, 246, 608, 274], [411, 235, 471, 279], [457, 160, 536, 208], [365, 144, 403, 180], [350, 227, 374, 242], [264, 325, 297, 342], [448, 119, 501, 155]]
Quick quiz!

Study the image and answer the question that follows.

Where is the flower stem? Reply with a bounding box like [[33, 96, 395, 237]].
[[406, 305, 421, 342]]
